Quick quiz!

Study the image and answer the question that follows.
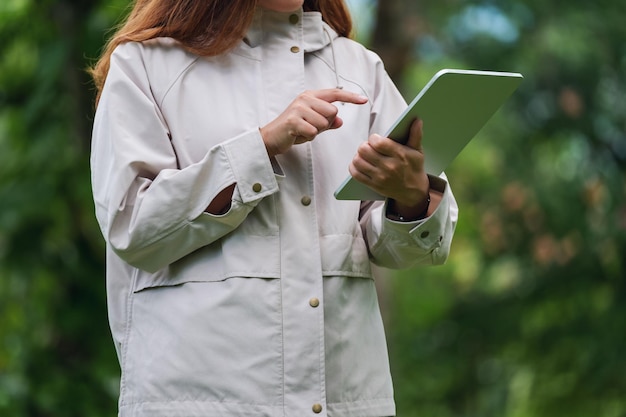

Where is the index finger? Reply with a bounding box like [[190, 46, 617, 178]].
[[313, 88, 369, 105]]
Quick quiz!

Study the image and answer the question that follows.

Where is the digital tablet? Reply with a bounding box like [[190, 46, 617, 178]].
[[334, 69, 523, 201]]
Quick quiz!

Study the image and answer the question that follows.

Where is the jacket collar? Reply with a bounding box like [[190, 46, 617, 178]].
[[244, 8, 337, 53]]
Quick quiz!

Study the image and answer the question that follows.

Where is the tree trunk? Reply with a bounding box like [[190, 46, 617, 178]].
[[370, 0, 425, 90]]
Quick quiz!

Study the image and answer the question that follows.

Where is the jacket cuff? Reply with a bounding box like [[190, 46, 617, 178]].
[[222, 128, 280, 204], [381, 174, 451, 251]]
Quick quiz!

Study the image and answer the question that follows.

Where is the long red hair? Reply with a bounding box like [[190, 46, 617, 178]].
[[89, 0, 353, 103]]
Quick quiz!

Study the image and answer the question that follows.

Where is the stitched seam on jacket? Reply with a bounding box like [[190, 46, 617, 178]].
[[123, 399, 282, 406], [159, 57, 200, 108], [118, 269, 138, 407], [327, 397, 395, 405]]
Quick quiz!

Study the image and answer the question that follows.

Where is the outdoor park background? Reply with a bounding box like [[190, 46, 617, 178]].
[[0, 0, 625, 416]]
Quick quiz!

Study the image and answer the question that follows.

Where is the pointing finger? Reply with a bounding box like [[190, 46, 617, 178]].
[[313, 88, 369, 105]]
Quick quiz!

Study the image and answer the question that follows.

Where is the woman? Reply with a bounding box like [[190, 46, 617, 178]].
[[90, 0, 458, 416]]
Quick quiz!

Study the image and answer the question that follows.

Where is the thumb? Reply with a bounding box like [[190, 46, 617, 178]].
[[329, 116, 343, 130], [405, 118, 424, 151]]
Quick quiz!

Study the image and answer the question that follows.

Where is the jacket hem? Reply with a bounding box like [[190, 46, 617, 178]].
[[327, 397, 396, 417], [118, 399, 396, 417], [119, 401, 281, 417]]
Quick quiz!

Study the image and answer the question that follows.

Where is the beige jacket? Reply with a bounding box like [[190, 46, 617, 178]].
[[91, 8, 458, 417]]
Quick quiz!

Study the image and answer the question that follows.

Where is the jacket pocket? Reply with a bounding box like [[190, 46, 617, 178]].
[[319, 233, 373, 279], [122, 274, 283, 408], [133, 233, 280, 292]]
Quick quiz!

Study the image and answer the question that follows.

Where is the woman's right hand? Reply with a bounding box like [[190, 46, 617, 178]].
[[260, 89, 369, 157]]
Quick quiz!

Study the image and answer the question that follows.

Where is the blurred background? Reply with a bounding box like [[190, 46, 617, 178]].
[[0, 0, 624, 415]]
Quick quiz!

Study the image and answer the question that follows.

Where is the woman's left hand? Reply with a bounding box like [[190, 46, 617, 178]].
[[349, 118, 433, 219]]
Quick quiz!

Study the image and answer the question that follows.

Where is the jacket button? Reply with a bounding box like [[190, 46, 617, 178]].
[[290, 46, 300, 53], [312, 403, 323, 413], [420, 231, 430, 238], [309, 297, 320, 308], [301, 196, 311, 206], [252, 183, 262, 192], [289, 14, 299, 24]]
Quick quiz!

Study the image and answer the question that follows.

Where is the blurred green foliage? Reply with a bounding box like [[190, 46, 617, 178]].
[[0, 0, 124, 414], [384, 1, 626, 417], [0, 0, 624, 416]]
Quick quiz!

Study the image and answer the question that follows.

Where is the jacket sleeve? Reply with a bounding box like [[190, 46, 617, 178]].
[[91, 43, 279, 273], [358, 53, 459, 269]]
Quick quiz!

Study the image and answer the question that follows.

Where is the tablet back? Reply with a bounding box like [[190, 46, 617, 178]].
[[334, 69, 523, 201]]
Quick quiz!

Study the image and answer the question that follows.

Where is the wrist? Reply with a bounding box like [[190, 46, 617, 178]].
[[259, 126, 280, 157], [386, 193, 431, 222]]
